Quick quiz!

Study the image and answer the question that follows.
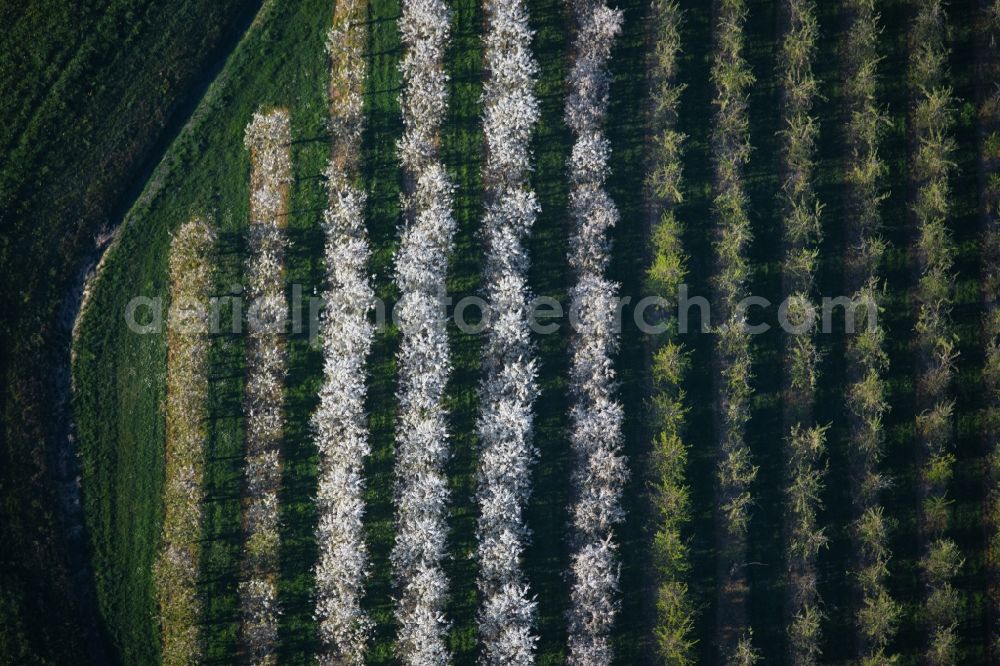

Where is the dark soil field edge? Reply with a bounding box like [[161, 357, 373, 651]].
[[0, 1, 262, 663]]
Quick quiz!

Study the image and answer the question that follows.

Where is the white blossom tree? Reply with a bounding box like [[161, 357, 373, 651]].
[[312, 1, 376, 663], [562, 3, 627, 665], [240, 108, 292, 666], [154, 216, 215, 666], [391, 1, 457, 663], [475, 0, 541, 663]]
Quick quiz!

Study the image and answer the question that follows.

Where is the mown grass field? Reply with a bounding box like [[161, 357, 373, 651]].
[[62, 0, 1000, 663]]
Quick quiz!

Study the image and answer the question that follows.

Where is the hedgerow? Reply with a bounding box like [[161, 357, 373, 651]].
[[240, 109, 292, 666], [154, 217, 215, 666], [645, 1, 695, 663], [312, 0, 376, 662], [474, 0, 542, 662]]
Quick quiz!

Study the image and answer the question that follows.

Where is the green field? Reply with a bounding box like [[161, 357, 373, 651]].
[[5, 0, 1000, 663], [0, 0, 259, 660]]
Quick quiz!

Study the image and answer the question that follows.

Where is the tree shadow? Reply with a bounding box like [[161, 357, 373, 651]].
[[199, 225, 247, 663], [440, 0, 485, 660], [606, 0, 658, 661], [359, 0, 404, 661], [525, 0, 573, 662]]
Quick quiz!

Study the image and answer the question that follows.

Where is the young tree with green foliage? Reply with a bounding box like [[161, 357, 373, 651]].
[[908, 2, 962, 663], [979, 0, 1000, 660], [646, 1, 695, 663], [776, 1, 828, 662], [709, 0, 758, 661], [841, 1, 901, 662], [843, 0, 901, 665]]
